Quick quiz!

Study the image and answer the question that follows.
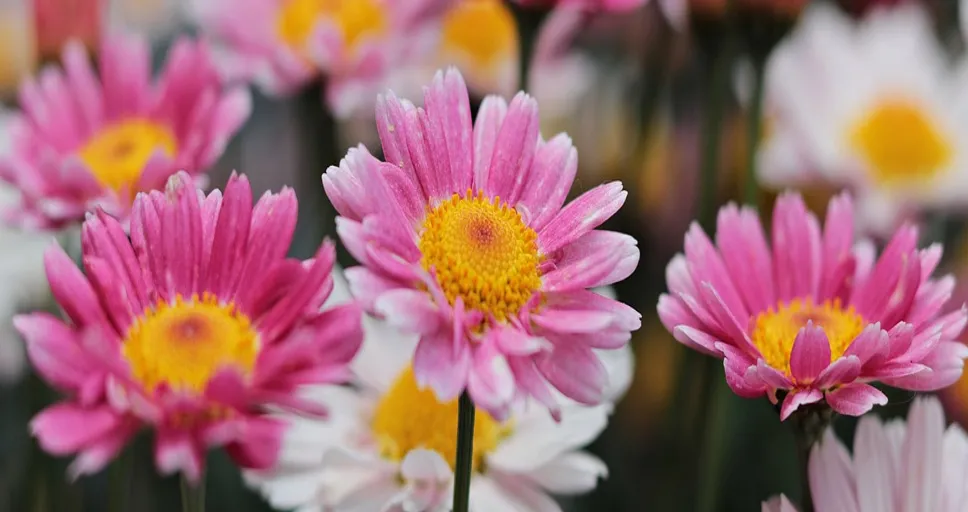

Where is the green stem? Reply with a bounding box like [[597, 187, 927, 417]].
[[789, 405, 833, 512], [697, 36, 735, 229], [180, 473, 205, 512], [452, 392, 475, 512], [695, 371, 734, 512], [108, 449, 131, 512], [744, 57, 766, 207]]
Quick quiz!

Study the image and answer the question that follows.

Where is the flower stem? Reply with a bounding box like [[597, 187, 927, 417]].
[[789, 405, 833, 512], [452, 392, 476, 512], [697, 32, 735, 229], [108, 449, 131, 512], [744, 56, 766, 207], [180, 473, 205, 512]]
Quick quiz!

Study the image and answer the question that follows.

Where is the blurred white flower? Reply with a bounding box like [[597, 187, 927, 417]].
[[0, 111, 54, 383], [759, 3, 968, 235], [244, 268, 632, 512], [108, 0, 190, 42], [762, 396, 968, 512]]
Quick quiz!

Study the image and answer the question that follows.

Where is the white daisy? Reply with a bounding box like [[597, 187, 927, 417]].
[[244, 269, 632, 512], [758, 2, 968, 235]]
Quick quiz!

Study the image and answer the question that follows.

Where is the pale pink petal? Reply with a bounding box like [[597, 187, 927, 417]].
[[484, 92, 539, 202], [826, 383, 887, 417], [421, 68, 474, 196], [413, 329, 470, 402], [900, 397, 945, 512], [808, 430, 859, 512], [537, 182, 626, 254], [155, 429, 204, 482], [518, 134, 578, 232], [472, 95, 508, 191], [374, 289, 441, 335], [779, 388, 823, 421], [538, 344, 606, 405]]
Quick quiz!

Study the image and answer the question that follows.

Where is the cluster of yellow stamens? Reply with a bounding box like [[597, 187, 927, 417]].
[[276, 0, 386, 54], [370, 367, 510, 471], [78, 118, 177, 196], [418, 189, 543, 323], [751, 298, 865, 377], [122, 293, 260, 394]]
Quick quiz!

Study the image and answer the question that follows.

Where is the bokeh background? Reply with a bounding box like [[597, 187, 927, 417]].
[[0, 0, 966, 510]]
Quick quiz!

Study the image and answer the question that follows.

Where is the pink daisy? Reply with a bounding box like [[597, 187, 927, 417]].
[[0, 33, 250, 230], [324, 68, 640, 420], [192, 0, 452, 116], [16, 171, 363, 481], [658, 192, 968, 420]]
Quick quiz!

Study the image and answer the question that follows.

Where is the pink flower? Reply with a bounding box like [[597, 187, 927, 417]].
[[0, 34, 250, 230], [658, 192, 968, 420], [193, 0, 453, 116], [324, 68, 640, 420], [763, 396, 968, 512], [33, 0, 102, 60], [511, 0, 647, 12], [16, 171, 363, 481]]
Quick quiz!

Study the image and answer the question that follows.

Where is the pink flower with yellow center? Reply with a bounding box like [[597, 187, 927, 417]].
[[658, 192, 968, 420], [324, 68, 640, 420], [16, 171, 363, 481], [0, 34, 250, 230], [193, 0, 453, 116]]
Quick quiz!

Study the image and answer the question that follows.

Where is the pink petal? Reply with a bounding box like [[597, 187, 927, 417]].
[[413, 329, 470, 402], [484, 92, 539, 202], [825, 383, 888, 417], [532, 309, 614, 334], [843, 324, 888, 366], [224, 416, 286, 470], [518, 133, 578, 232], [471, 95, 508, 191], [154, 429, 204, 482], [882, 341, 968, 391], [715, 204, 775, 314], [467, 336, 515, 420], [815, 356, 861, 389], [345, 266, 401, 311], [537, 181, 626, 255], [374, 289, 441, 335], [779, 388, 823, 420], [771, 193, 822, 302], [508, 355, 561, 420], [15, 313, 97, 393], [538, 344, 606, 405], [790, 323, 832, 384], [421, 68, 473, 196], [43, 243, 110, 330], [31, 403, 123, 455], [493, 325, 551, 356], [542, 230, 639, 291], [819, 193, 855, 302]]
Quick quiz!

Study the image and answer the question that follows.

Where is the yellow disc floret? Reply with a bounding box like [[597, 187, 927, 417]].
[[123, 294, 260, 393], [849, 98, 953, 185], [78, 118, 177, 194], [751, 298, 865, 377], [371, 366, 510, 471], [418, 190, 543, 323], [276, 0, 386, 53]]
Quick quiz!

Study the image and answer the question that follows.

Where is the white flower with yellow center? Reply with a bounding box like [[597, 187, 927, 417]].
[[245, 271, 632, 512], [758, 2, 968, 234]]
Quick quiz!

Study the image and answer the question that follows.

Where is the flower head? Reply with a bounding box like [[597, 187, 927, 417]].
[[193, 0, 452, 116], [245, 272, 630, 511], [437, 0, 519, 98], [763, 396, 968, 512], [759, 3, 968, 235], [17, 172, 363, 481], [658, 192, 968, 420], [324, 68, 640, 420], [0, 34, 249, 230]]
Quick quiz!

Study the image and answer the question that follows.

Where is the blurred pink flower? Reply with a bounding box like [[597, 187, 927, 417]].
[[33, 0, 102, 60], [324, 68, 640, 420], [658, 192, 968, 420], [763, 396, 968, 512], [192, 0, 452, 116], [0, 34, 250, 230], [17, 172, 363, 481]]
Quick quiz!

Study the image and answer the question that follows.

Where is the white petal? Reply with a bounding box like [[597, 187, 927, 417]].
[[489, 403, 610, 472], [596, 344, 633, 403], [853, 415, 895, 512], [900, 397, 945, 512], [469, 475, 525, 512], [525, 451, 607, 495], [808, 430, 859, 512], [245, 469, 327, 510]]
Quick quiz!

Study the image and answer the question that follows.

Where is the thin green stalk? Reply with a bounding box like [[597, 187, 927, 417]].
[[744, 57, 766, 207], [452, 392, 476, 512], [789, 405, 833, 512], [697, 36, 735, 229], [180, 473, 205, 512], [695, 368, 734, 512], [108, 449, 131, 512]]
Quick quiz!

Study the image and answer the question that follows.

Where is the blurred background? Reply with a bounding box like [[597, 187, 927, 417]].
[[1, 0, 967, 510]]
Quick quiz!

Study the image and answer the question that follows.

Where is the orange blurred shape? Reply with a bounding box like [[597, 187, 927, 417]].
[[0, 1, 35, 97], [33, 0, 102, 60]]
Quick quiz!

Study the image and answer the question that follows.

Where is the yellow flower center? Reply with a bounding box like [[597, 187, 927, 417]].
[[371, 366, 509, 471], [751, 298, 865, 377], [848, 98, 953, 185], [418, 190, 543, 323], [122, 294, 260, 394], [276, 0, 386, 54], [78, 118, 177, 195], [441, 0, 517, 69]]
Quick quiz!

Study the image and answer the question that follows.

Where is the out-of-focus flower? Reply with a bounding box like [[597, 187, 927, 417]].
[[437, 0, 519, 98], [0, 111, 51, 383], [0, 34, 250, 230], [16, 172, 364, 480], [0, 1, 36, 98], [33, 0, 102, 61], [512, 0, 646, 12], [324, 68, 640, 420], [192, 0, 450, 116], [763, 396, 968, 512], [758, 3, 968, 235], [657, 192, 968, 420], [245, 271, 630, 511]]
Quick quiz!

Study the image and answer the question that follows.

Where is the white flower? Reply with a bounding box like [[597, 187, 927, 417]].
[[762, 396, 968, 512], [244, 269, 633, 512], [758, 3, 968, 235]]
